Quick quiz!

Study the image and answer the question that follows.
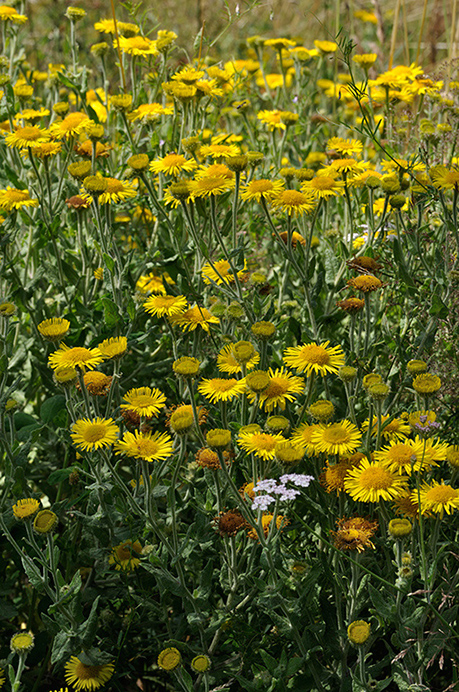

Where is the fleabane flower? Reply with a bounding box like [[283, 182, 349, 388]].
[[283, 340, 345, 376]]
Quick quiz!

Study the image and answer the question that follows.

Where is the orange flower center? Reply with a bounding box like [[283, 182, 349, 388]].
[[300, 344, 330, 365], [322, 424, 350, 444], [425, 485, 457, 503], [84, 424, 108, 442]]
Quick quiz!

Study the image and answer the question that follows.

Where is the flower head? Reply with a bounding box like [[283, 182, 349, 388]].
[[109, 539, 142, 571], [97, 336, 127, 360], [13, 498, 40, 519], [347, 621, 371, 645], [191, 655, 211, 672], [48, 344, 104, 371], [247, 367, 304, 412], [347, 275, 383, 292], [270, 188, 316, 216], [33, 509, 58, 534], [10, 632, 34, 654], [0, 187, 39, 212], [311, 420, 362, 456], [412, 373, 441, 395], [170, 305, 220, 332], [414, 481, 459, 518], [344, 458, 408, 502], [198, 377, 246, 404], [237, 430, 284, 460], [217, 343, 259, 374], [158, 648, 181, 671], [115, 430, 174, 462], [333, 517, 378, 552], [121, 387, 166, 418], [283, 340, 345, 376], [64, 655, 114, 691], [71, 417, 119, 452]]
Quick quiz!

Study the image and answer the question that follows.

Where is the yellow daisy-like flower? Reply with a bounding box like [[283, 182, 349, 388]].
[[37, 318, 70, 342], [10, 632, 34, 653], [352, 53, 377, 68], [217, 343, 260, 374], [136, 270, 175, 295], [270, 188, 316, 216], [412, 373, 441, 395], [94, 18, 140, 34], [128, 102, 174, 122], [429, 165, 459, 190], [446, 445, 459, 469], [414, 481, 459, 518], [81, 371, 112, 396], [116, 35, 158, 56], [374, 438, 430, 474], [0, 187, 39, 212], [0, 5, 27, 22], [257, 109, 286, 131], [311, 420, 362, 456], [97, 336, 127, 360], [197, 377, 246, 404], [150, 153, 197, 177], [240, 178, 284, 203], [13, 498, 40, 520], [201, 259, 247, 285], [97, 178, 137, 204], [301, 174, 345, 199], [291, 422, 322, 455], [49, 111, 89, 139], [248, 367, 304, 412], [344, 458, 408, 503], [247, 513, 288, 540], [238, 430, 284, 460], [115, 430, 174, 462], [200, 142, 241, 159], [314, 39, 338, 53], [29, 141, 62, 158], [172, 65, 205, 83], [64, 655, 115, 691], [195, 163, 234, 181], [170, 305, 220, 332], [327, 137, 363, 157], [361, 415, 411, 441], [192, 174, 235, 197], [48, 344, 104, 371], [412, 436, 449, 465], [121, 387, 166, 418], [109, 539, 142, 571], [71, 417, 119, 452], [333, 517, 378, 553], [283, 340, 345, 377], [4, 125, 50, 149], [144, 294, 188, 318]]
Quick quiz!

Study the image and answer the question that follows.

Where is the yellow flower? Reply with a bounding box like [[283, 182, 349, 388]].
[[158, 648, 181, 671], [0, 187, 39, 212], [48, 344, 104, 371], [327, 137, 363, 157], [270, 188, 316, 216], [414, 481, 459, 518], [237, 430, 285, 460], [13, 498, 40, 520], [144, 294, 188, 318], [192, 174, 234, 197], [344, 458, 408, 502], [347, 620, 371, 644], [173, 356, 201, 378], [301, 174, 345, 199], [240, 178, 284, 202], [121, 387, 166, 418], [429, 165, 459, 190], [283, 340, 345, 377], [314, 40, 338, 53], [247, 367, 304, 412], [200, 142, 241, 159], [198, 377, 246, 404], [97, 336, 127, 360], [217, 343, 260, 374], [96, 178, 137, 204], [201, 259, 247, 285], [352, 53, 377, 68], [10, 632, 34, 653], [4, 125, 50, 149], [412, 373, 441, 395], [136, 270, 175, 295], [116, 35, 158, 56], [71, 417, 119, 452], [0, 5, 27, 23], [361, 415, 411, 442], [129, 102, 174, 122], [150, 153, 197, 176], [247, 513, 288, 540], [311, 420, 362, 456], [170, 305, 220, 332], [64, 655, 115, 691], [33, 509, 58, 534], [257, 109, 286, 131], [115, 430, 174, 462], [49, 111, 89, 139], [37, 318, 70, 342], [191, 655, 211, 672], [109, 539, 142, 571], [374, 438, 430, 474]]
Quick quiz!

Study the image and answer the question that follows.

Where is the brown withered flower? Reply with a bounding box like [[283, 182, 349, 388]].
[[214, 509, 248, 537], [332, 516, 378, 553]]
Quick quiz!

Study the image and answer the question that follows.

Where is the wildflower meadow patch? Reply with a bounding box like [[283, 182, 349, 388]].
[[0, 2, 458, 691]]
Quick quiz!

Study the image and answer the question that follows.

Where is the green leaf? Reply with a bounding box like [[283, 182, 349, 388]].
[[103, 253, 115, 274], [21, 557, 44, 590], [48, 467, 77, 484], [81, 596, 100, 648], [260, 649, 280, 675], [40, 395, 67, 424], [286, 657, 303, 677], [101, 297, 121, 328], [429, 292, 448, 319], [368, 583, 394, 621]]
